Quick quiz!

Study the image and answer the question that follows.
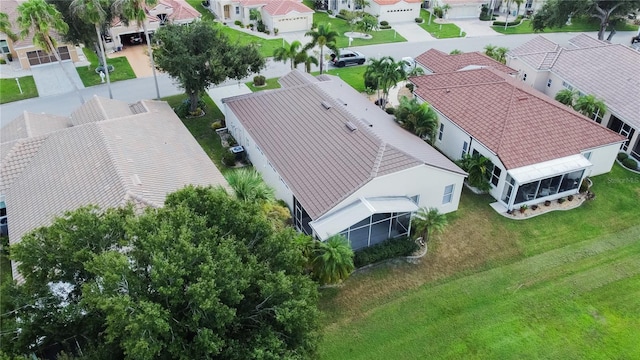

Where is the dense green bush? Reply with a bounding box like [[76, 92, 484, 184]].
[[380, 20, 389, 26], [336, 13, 347, 20], [617, 152, 629, 161], [379, 25, 392, 29], [234, 20, 242, 26], [253, 75, 266, 86], [353, 237, 419, 268], [222, 150, 236, 166], [385, 107, 395, 115], [493, 15, 524, 27], [622, 157, 638, 170], [175, 98, 206, 117], [415, 17, 423, 23], [339, 9, 348, 16], [405, 83, 414, 92], [433, 7, 443, 18]]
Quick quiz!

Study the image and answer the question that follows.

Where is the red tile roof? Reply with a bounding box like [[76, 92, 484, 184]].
[[159, 0, 201, 21], [263, 0, 313, 15], [372, 0, 422, 5], [411, 68, 626, 170], [415, 49, 517, 75]]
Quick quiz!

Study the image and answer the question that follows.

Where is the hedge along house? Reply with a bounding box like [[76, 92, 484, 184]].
[[506, 34, 640, 162], [1, 96, 230, 282], [0, 0, 80, 69], [222, 70, 466, 249], [210, 0, 313, 33], [410, 68, 626, 212]]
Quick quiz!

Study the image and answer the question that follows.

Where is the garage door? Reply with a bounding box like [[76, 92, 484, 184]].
[[448, 5, 480, 19], [27, 46, 70, 66], [274, 15, 310, 32], [380, 6, 420, 23]]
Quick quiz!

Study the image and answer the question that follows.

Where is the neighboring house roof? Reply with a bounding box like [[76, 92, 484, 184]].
[[510, 34, 640, 129], [1, 112, 70, 143], [1, 96, 230, 281], [263, 0, 313, 15], [157, 0, 202, 21], [411, 68, 626, 170], [372, 0, 422, 5], [224, 70, 465, 220], [441, 0, 484, 4], [415, 48, 517, 74], [568, 33, 608, 49], [508, 35, 560, 57]]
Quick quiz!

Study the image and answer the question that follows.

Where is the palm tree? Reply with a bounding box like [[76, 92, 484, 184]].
[[483, 44, 497, 59], [412, 207, 448, 243], [312, 235, 354, 285], [71, 0, 113, 99], [303, 23, 338, 74], [494, 47, 509, 64], [573, 94, 606, 121], [394, 96, 438, 144], [554, 88, 576, 106], [16, 0, 84, 103], [225, 168, 275, 203], [113, 0, 160, 99], [294, 50, 318, 73], [273, 40, 301, 70], [449, 49, 463, 55], [456, 153, 492, 191], [365, 56, 406, 108], [0, 12, 17, 60]]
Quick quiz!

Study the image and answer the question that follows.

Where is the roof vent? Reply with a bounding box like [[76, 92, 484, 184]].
[[321, 101, 332, 110], [361, 118, 373, 127], [518, 94, 528, 101], [445, 89, 451, 93], [345, 122, 357, 132], [336, 98, 347, 106]]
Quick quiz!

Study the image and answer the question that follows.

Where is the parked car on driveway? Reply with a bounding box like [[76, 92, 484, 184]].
[[330, 50, 366, 67]]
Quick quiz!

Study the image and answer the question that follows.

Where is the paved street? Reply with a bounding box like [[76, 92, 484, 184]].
[[1, 30, 637, 127]]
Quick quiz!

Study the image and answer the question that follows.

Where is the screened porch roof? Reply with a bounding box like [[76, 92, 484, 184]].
[[309, 197, 419, 241], [508, 154, 592, 184]]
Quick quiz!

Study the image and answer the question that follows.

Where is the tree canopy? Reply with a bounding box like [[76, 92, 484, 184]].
[[154, 22, 264, 112], [531, 0, 640, 40], [1, 186, 319, 359]]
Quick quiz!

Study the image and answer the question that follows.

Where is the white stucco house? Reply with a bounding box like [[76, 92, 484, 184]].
[[210, 0, 314, 33], [222, 70, 467, 249], [320, 0, 422, 23], [410, 66, 625, 212], [507, 34, 640, 162], [107, 0, 201, 51], [1, 96, 230, 282]]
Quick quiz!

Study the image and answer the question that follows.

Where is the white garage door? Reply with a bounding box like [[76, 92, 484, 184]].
[[448, 5, 480, 19], [274, 15, 310, 33]]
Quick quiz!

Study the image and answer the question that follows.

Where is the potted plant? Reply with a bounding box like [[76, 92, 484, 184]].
[[544, 200, 551, 206], [567, 195, 574, 201], [531, 205, 538, 210], [558, 197, 566, 204], [519, 204, 528, 214]]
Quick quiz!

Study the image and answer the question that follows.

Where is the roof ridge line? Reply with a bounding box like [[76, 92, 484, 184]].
[[95, 123, 133, 195], [494, 85, 518, 156], [370, 143, 386, 178], [22, 111, 32, 138]]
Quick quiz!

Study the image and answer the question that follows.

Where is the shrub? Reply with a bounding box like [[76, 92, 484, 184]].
[[405, 83, 414, 92], [544, 200, 551, 206], [617, 152, 629, 161], [567, 195, 574, 201], [256, 20, 266, 32], [385, 107, 395, 115], [253, 75, 266, 86], [493, 18, 523, 26], [353, 237, 419, 268], [336, 13, 347, 20], [273, 28, 279, 35], [415, 17, 424, 23], [327, 9, 333, 15], [433, 7, 443, 18], [622, 157, 638, 170], [339, 9, 348, 16], [227, 134, 238, 147], [6, 53, 12, 62], [380, 20, 389, 26], [379, 25, 392, 29], [210, 121, 223, 131], [175, 97, 206, 117], [234, 20, 242, 26], [531, 204, 538, 210], [558, 197, 566, 204], [579, 178, 590, 193], [0, 58, 5, 65], [264, 30, 270, 35], [222, 151, 236, 166]]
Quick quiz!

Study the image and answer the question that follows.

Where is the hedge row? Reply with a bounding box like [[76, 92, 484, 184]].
[[353, 237, 419, 268], [379, 25, 392, 29], [493, 16, 524, 27]]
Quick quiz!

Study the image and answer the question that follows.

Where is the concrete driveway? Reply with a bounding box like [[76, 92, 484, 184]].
[[108, 44, 154, 78], [447, 19, 503, 37], [30, 61, 84, 97], [393, 22, 435, 42]]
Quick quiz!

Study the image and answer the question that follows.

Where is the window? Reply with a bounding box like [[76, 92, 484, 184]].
[[583, 151, 592, 160], [442, 184, 454, 204], [0, 40, 8, 54], [438, 123, 444, 141], [235, 6, 240, 14], [461, 141, 469, 158], [592, 107, 603, 124], [562, 81, 573, 90], [491, 165, 501, 187], [547, 79, 552, 88]]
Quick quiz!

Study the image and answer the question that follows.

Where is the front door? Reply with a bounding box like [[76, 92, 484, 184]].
[[224, 5, 230, 18]]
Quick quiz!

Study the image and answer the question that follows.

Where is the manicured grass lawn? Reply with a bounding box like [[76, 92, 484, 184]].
[[77, 47, 136, 87], [419, 10, 466, 39], [319, 164, 640, 358], [0, 76, 38, 104], [185, 0, 216, 21], [246, 77, 282, 92], [163, 93, 230, 174], [318, 66, 367, 92], [492, 16, 639, 35], [313, 12, 407, 48]]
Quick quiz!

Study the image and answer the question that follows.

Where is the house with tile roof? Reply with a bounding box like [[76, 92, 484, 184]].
[[222, 70, 466, 249], [0, 0, 80, 69], [210, 0, 313, 33], [410, 67, 625, 212], [320, 0, 422, 23], [415, 48, 518, 75], [0, 96, 230, 282], [507, 34, 640, 161], [107, 0, 201, 51]]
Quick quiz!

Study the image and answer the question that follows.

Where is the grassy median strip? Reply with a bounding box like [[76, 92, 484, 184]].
[[419, 10, 466, 39], [0, 76, 38, 104], [77, 47, 136, 87]]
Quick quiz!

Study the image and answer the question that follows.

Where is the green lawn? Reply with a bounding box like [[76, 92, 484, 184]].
[[317, 66, 367, 92], [313, 12, 407, 48], [185, 0, 216, 21], [246, 77, 282, 92], [163, 93, 230, 173], [492, 16, 639, 35], [0, 76, 38, 104], [77, 47, 136, 87], [419, 10, 466, 39], [320, 164, 640, 358]]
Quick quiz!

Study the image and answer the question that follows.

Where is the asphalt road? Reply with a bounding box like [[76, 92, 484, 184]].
[[1, 31, 637, 127]]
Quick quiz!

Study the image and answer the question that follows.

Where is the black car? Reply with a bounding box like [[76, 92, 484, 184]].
[[330, 50, 366, 67]]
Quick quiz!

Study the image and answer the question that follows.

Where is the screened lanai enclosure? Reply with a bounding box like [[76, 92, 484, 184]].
[[296, 197, 419, 250]]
